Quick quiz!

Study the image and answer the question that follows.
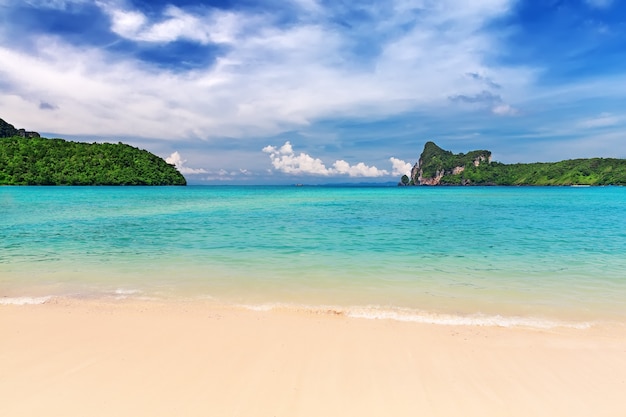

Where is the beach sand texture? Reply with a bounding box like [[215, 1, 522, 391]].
[[1, 299, 625, 417]]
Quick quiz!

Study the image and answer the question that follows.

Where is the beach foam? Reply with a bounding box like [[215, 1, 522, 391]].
[[346, 306, 593, 329], [0, 296, 52, 305], [111, 288, 142, 299], [237, 302, 593, 329]]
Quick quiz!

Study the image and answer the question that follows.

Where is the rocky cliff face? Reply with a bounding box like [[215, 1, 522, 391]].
[[0, 118, 40, 138], [417, 167, 445, 185], [409, 141, 491, 185]]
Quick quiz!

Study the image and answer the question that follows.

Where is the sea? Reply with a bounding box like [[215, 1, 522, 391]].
[[1, 185, 625, 328]]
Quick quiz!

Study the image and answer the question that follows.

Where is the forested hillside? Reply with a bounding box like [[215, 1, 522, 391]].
[[0, 136, 186, 186], [405, 141, 626, 186], [448, 158, 626, 186]]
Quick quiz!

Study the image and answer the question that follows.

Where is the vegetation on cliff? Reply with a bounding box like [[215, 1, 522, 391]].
[[406, 141, 626, 186], [417, 142, 491, 180], [0, 136, 186, 186]]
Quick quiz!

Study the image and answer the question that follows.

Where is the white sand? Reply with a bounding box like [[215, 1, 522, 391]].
[[1, 298, 625, 417]]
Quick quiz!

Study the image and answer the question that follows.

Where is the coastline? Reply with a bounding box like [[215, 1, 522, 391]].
[[2, 298, 625, 417]]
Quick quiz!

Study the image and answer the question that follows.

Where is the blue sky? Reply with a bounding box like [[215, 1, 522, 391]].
[[1, 0, 625, 183]]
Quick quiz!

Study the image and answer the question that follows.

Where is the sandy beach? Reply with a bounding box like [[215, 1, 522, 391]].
[[1, 299, 625, 417]]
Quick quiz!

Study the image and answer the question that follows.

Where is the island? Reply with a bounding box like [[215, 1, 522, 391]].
[[400, 141, 626, 186], [0, 118, 186, 186]]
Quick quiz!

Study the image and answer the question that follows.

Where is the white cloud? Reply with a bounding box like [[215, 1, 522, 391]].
[[332, 160, 389, 177], [99, 3, 241, 45], [390, 157, 412, 176], [165, 151, 208, 174], [262, 141, 330, 175], [0, 0, 541, 142], [263, 141, 401, 177], [108, 9, 146, 39]]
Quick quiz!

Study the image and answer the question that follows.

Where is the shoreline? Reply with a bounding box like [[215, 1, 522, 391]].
[[2, 292, 622, 329], [2, 298, 626, 417]]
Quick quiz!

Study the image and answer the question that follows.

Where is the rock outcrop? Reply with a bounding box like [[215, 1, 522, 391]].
[[0, 118, 40, 138], [411, 141, 491, 185]]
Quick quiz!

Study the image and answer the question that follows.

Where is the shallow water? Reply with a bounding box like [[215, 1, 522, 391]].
[[2, 185, 625, 326]]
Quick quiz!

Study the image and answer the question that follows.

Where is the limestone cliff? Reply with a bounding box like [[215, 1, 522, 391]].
[[411, 141, 491, 185]]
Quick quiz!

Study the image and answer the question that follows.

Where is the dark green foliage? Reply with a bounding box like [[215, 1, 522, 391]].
[[0, 136, 186, 186], [400, 174, 410, 185], [412, 141, 626, 186], [458, 158, 626, 186]]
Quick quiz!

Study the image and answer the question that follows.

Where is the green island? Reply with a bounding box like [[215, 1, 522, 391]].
[[400, 141, 626, 186], [0, 118, 186, 186]]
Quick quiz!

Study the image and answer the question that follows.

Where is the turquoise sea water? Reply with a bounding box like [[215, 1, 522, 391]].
[[1, 186, 625, 326]]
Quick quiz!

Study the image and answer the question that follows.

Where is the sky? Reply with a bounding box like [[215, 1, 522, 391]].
[[1, 0, 625, 184]]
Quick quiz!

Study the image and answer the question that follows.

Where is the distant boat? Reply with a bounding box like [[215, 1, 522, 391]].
[[571, 184, 591, 187]]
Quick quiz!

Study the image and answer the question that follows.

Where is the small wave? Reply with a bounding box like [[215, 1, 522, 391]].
[[346, 307, 592, 329], [113, 288, 141, 295], [238, 303, 592, 329], [0, 296, 52, 305], [237, 303, 279, 312], [111, 288, 142, 299]]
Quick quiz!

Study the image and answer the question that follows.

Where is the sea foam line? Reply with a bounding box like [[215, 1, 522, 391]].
[[111, 288, 143, 300], [0, 296, 52, 305], [237, 303, 593, 330]]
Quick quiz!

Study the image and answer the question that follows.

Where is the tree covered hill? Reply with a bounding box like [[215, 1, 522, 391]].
[[402, 141, 626, 186], [0, 135, 186, 186]]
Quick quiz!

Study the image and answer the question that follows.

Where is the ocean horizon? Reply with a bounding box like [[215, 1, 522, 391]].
[[2, 185, 625, 328]]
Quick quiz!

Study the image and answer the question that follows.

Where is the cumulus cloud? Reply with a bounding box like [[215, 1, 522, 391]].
[[165, 151, 208, 174], [262, 142, 335, 175], [389, 157, 412, 176], [263, 141, 406, 177], [331, 160, 389, 177]]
